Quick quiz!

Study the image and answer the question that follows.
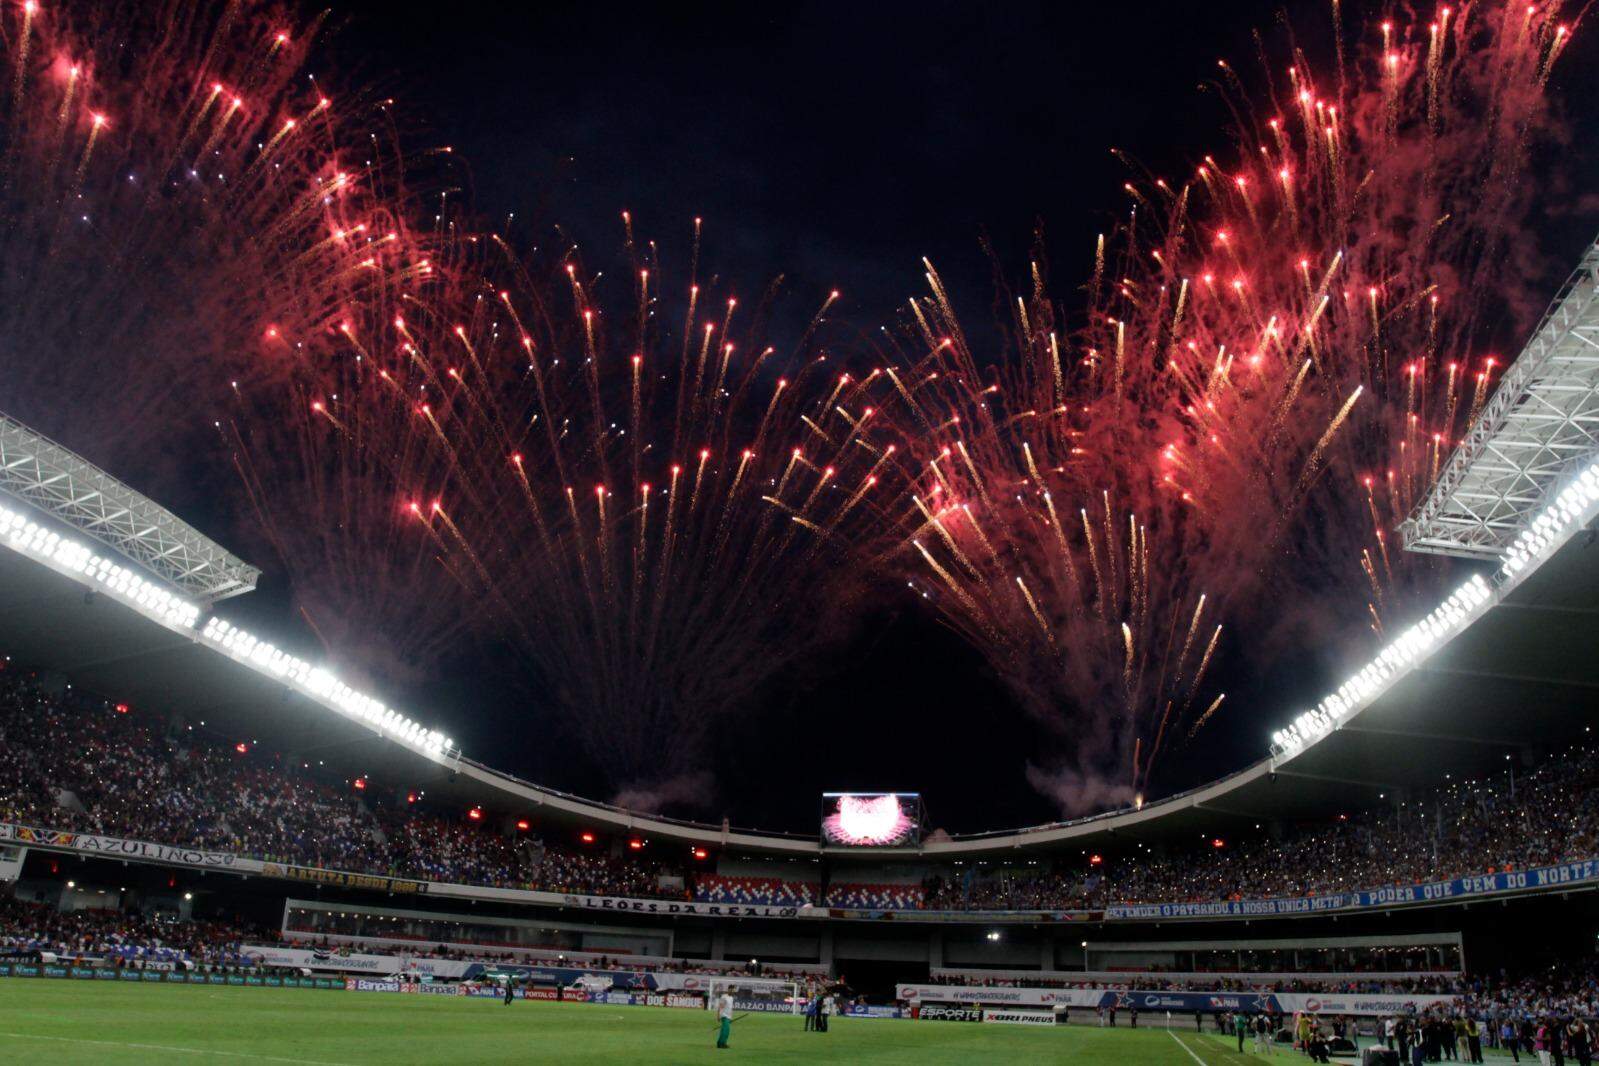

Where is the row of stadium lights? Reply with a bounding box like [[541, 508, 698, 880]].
[[1268, 574, 1492, 758], [1270, 453, 1599, 760], [1500, 462, 1599, 578], [15, 443, 1593, 825], [0, 477, 1489, 798], [0, 504, 200, 629], [0, 515, 1258, 854], [201, 617, 452, 756], [0, 501, 455, 760]]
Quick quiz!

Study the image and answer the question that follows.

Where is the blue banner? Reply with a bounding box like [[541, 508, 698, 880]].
[[1101, 991, 1278, 1013], [844, 1005, 906, 1019], [467, 963, 658, 990], [902, 982, 1457, 1016], [1105, 858, 1599, 920]]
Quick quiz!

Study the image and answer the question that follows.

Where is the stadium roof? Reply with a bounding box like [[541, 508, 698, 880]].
[[0, 414, 259, 603], [1402, 234, 1599, 560]]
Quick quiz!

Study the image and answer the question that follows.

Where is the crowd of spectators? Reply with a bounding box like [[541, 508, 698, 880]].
[[381, 811, 532, 888], [924, 865, 1088, 911], [922, 743, 1599, 912], [531, 847, 678, 899], [1104, 743, 1599, 906], [1458, 960, 1599, 1026], [0, 894, 265, 969], [7, 666, 1599, 915], [0, 674, 380, 870], [0, 671, 678, 898]]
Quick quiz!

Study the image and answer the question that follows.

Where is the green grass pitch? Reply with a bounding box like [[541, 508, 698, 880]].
[[0, 980, 1281, 1064]]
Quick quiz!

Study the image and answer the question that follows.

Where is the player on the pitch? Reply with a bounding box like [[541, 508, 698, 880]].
[[715, 990, 736, 1049]]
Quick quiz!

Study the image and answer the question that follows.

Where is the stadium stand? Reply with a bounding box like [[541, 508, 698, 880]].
[[823, 882, 925, 910], [0, 668, 680, 899], [1458, 963, 1599, 1025], [531, 847, 682, 900], [1101, 743, 1599, 905], [920, 743, 1599, 911], [7, 663, 1599, 915], [2, 667, 1597, 1055], [922, 866, 1095, 911], [0, 894, 268, 969], [0, 671, 381, 872], [694, 874, 815, 907], [0, 891, 832, 986], [382, 811, 532, 888]]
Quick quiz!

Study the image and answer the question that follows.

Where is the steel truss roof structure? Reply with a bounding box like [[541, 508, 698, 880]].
[[1402, 236, 1599, 559], [0, 413, 259, 602]]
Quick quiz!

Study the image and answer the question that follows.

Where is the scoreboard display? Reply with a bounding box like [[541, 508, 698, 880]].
[[820, 792, 923, 847]]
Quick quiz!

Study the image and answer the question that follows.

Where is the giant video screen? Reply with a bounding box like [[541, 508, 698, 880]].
[[820, 792, 922, 847]]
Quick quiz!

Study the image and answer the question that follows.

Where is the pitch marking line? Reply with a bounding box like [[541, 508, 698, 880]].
[[1171, 1030, 1210, 1064], [0, 1030, 359, 1066], [1189, 1032, 1271, 1065], [1174, 1029, 1262, 1065]]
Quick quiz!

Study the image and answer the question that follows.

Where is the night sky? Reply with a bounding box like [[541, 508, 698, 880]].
[[203, 1, 1599, 835]]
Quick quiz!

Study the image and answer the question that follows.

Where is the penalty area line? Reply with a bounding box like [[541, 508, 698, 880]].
[[0, 1030, 359, 1066]]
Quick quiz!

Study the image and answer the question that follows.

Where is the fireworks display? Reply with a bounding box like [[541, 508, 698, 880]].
[[0, 0, 437, 480], [873, 3, 1570, 812], [0, 0, 1583, 818], [231, 222, 895, 800]]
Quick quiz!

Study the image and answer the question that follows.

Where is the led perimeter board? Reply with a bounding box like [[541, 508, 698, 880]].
[[820, 792, 923, 847]]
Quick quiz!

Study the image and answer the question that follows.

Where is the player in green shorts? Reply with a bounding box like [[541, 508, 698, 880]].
[[716, 991, 734, 1048]]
